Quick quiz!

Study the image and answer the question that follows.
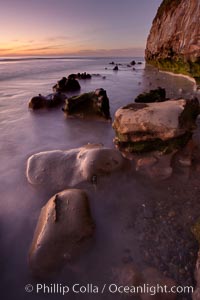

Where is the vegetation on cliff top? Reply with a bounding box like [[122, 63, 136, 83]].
[[156, 0, 181, 18]]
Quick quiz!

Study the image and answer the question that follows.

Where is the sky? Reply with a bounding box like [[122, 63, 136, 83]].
[[0, 0, 163, 57]]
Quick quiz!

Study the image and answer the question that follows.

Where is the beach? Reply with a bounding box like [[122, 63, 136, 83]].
[[0, 56, 199, 300]]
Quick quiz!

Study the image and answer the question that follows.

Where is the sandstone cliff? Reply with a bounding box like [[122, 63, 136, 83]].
[[145, 0, 200, 82]]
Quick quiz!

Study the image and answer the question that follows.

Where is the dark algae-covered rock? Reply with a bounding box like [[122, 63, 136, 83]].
[[135, 87, 166, 103], [130, 60, 136, 66], [113, 98, 199, 154], [68, 72, 92, 80], [113, 65, 119, 71], [53, 76, 81, 92], [29, 189, 94, 278], [29, 92, 66, 109], [62, 88, 111, 120], [145, 0, 200, 83]]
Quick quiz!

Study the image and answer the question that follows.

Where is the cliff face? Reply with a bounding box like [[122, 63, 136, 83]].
[[145, 0, 200, 82]]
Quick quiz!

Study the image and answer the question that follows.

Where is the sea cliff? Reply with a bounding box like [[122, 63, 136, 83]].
[[145, 0, 200, 83]]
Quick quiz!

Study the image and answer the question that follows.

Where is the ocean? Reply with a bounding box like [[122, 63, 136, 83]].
[[0, 56, 199, 300]]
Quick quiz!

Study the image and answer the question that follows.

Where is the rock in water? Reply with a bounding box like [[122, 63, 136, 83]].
[[26, 144, 130, 191], [130, 60, 136, 66], [113, 98, 199, 153], [53, 76, 81, 92], [68, 72, 92, 80], [29, 189, 94, 277], [62, 88, 111, 120], [28, 92, 66, 109], [145, 0, 200, 83], [135, 87, 166, 103]]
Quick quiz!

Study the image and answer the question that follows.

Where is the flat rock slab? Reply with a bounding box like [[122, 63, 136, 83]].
[[113, 98, 199, 153], [29, 189, 94, 277]]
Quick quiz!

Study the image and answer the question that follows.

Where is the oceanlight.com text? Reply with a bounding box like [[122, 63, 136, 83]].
[[25, 283, 194, 296]]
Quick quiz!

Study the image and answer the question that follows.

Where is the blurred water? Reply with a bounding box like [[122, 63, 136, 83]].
[[0, 57, 198, 300]]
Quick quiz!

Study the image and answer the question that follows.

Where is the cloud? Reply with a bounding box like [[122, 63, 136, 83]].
[[45, 35, 71, 42], [0, 48, 14, 52], [22, 44, 67, 52], [71, 47, 145, 56]]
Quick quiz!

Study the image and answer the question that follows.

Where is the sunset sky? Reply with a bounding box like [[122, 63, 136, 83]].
[[0, 0, 162, 57]]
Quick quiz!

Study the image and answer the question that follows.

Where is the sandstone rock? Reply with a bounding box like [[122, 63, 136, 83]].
[[62, 88, 111, 120], [141, 268, 177, 300], [26, 144, 130, 191], [29, 189, 94, 277], [113, 98, 199, 153], [135, 88, 166, 103], [135, 152, 174, 180], [28, 92, 66, 109], [145, 0, 200, 83], [112, 263, 143, 287], [53, 76, 81, 92]]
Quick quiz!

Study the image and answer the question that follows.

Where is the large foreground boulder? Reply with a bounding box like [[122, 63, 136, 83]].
[[62, 88, 111, 120], [113, 98, 199, 153], [26, 144, 130, 191], [53, 76, 81, 92], [28, 92, 66, 109], [29, 189, 94, 277]]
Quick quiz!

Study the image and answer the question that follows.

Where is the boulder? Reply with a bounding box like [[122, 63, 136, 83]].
[[113, 66, 119, 71], [112, 263, 143, 287], [62, 88, 111, 120], [141, 268, 177, 300], [28, 92, 66, 109], [130, 60, 136, 66], [53, 76, 81, 92], [68, 72, 92, 80], [135, 151, 174, 180], [111, 264, 177, 299], [29, 189, 94, 277], [135, 88, 166, 103], [113, 98, 199, 153], [26, 144, 130, 191]]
